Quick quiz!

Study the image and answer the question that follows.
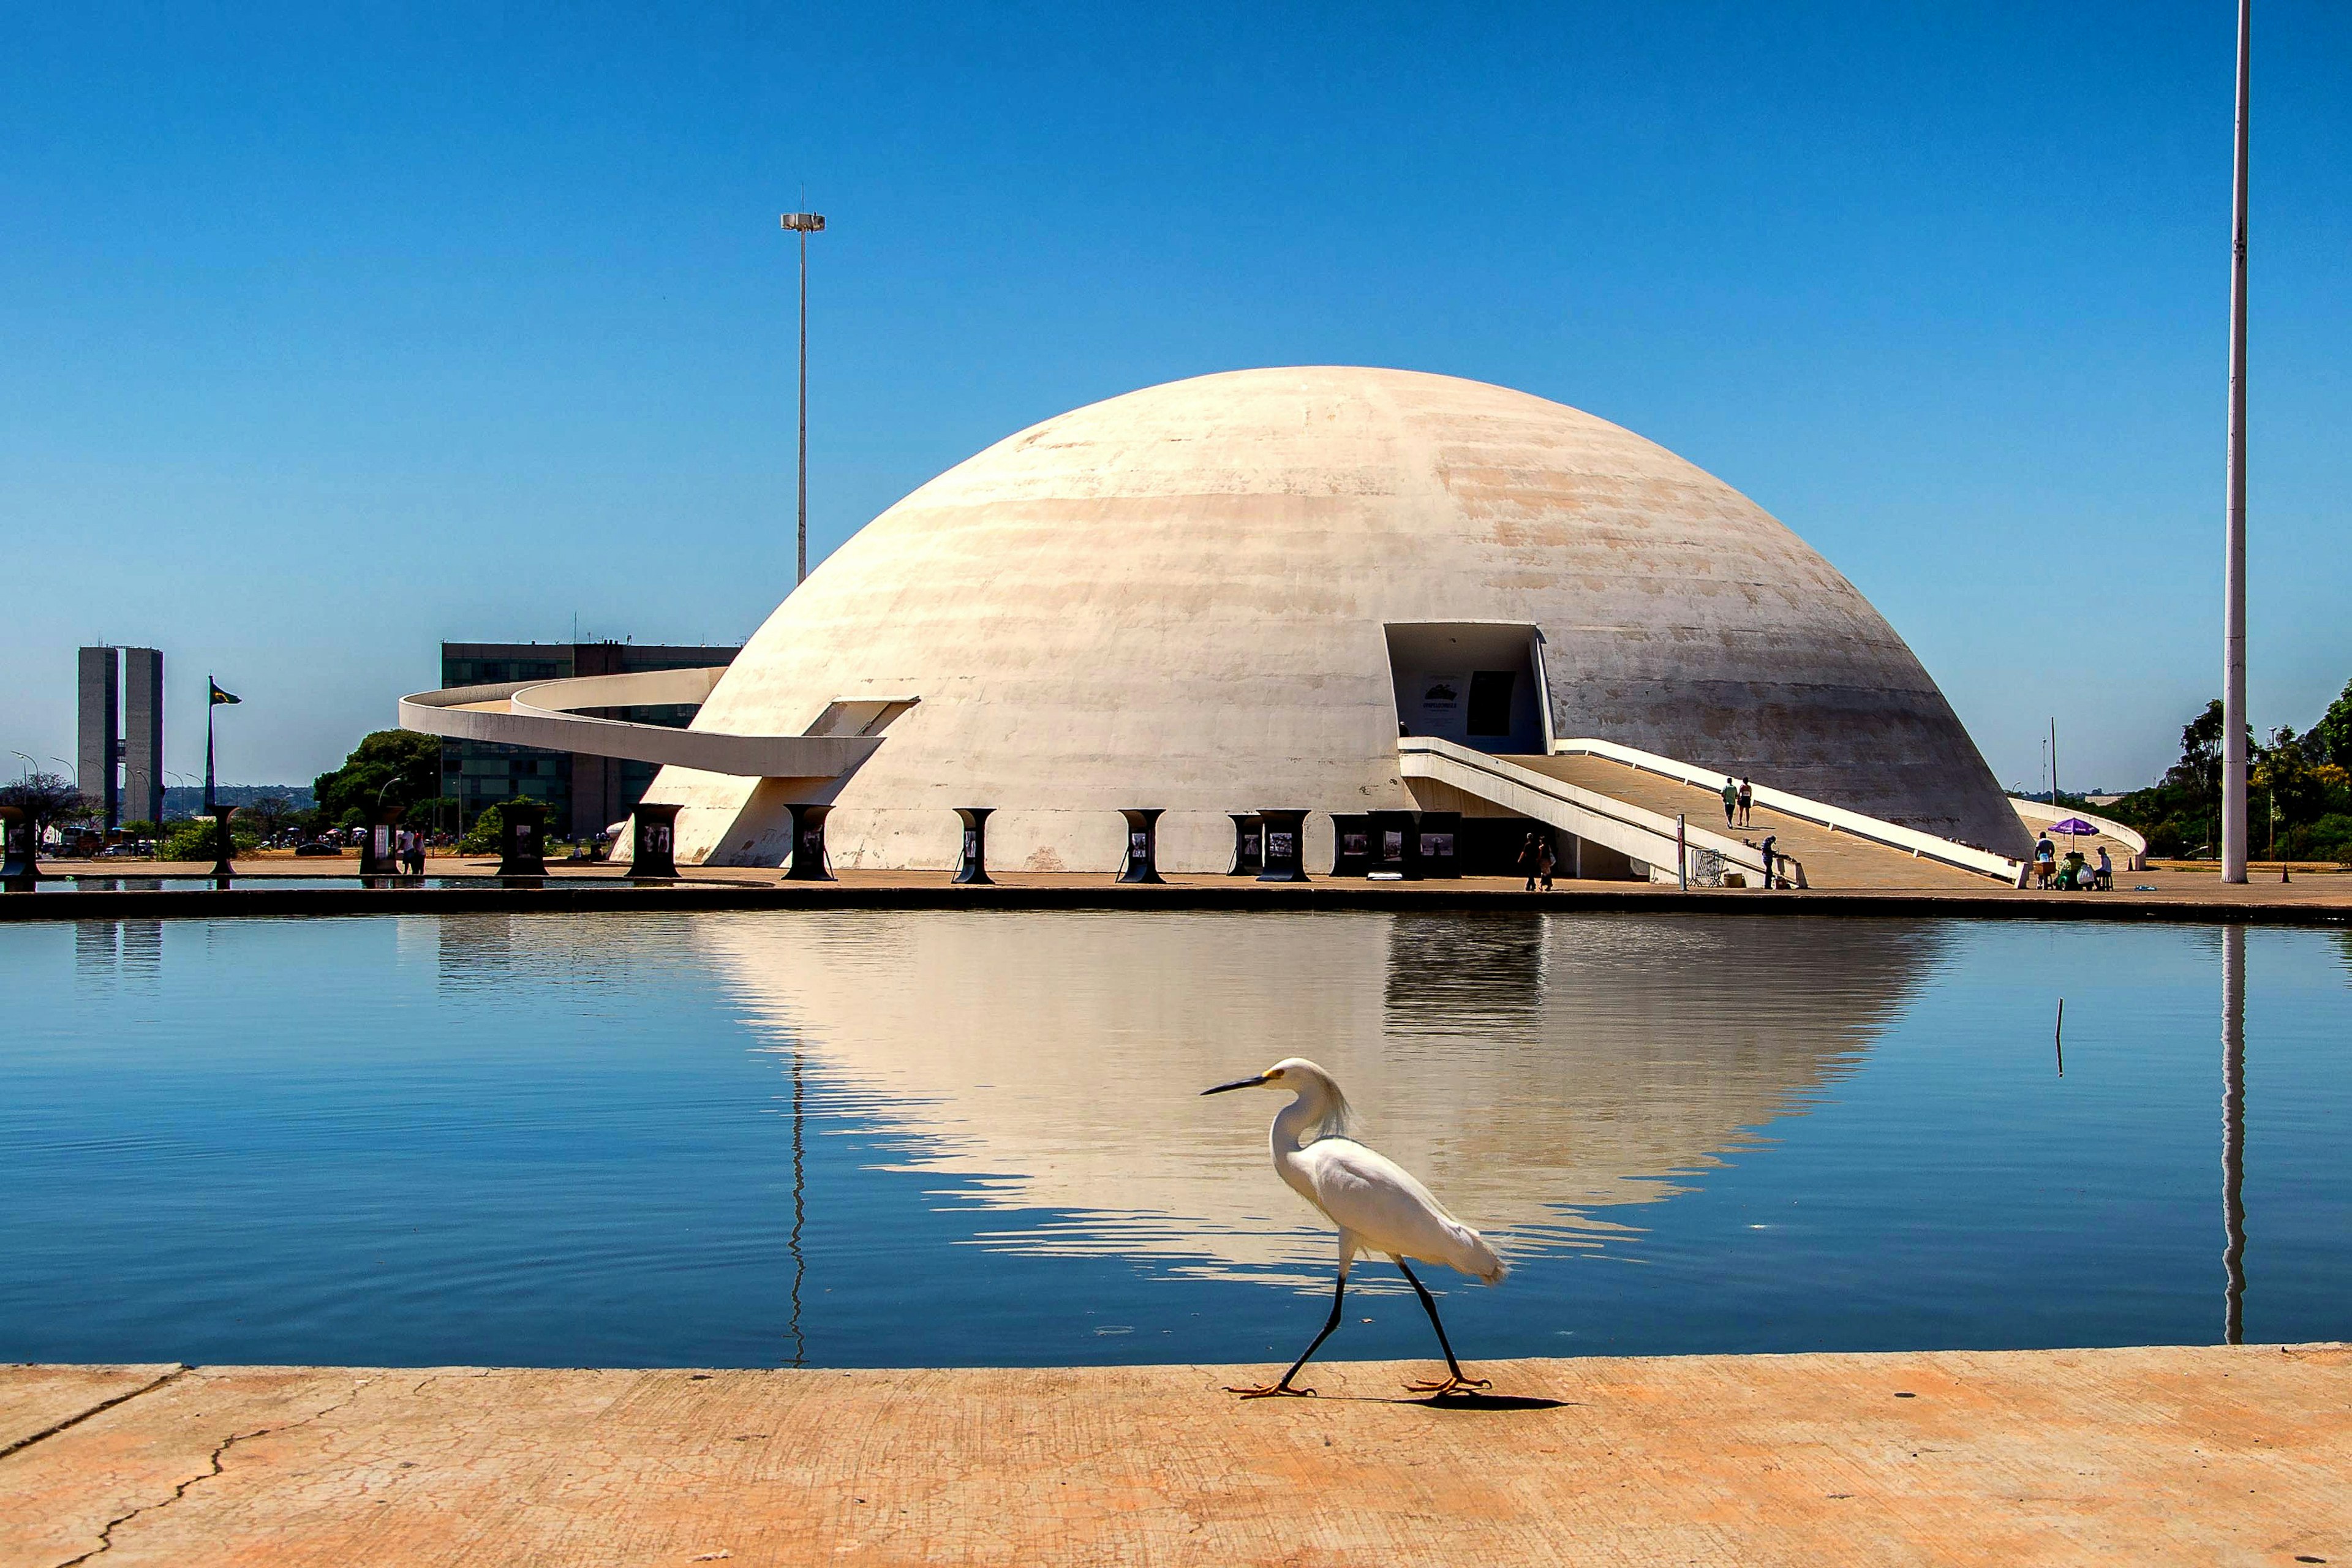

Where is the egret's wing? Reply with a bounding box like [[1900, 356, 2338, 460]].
[[1300, 1140, 1506, 1283]]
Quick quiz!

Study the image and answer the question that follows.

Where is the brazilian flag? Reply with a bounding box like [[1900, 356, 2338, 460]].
[[210, 680, 241, 706]]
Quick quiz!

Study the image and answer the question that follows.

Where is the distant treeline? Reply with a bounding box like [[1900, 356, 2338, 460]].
[[160, 783, 316, 821], [2080, 679, 2352, 862]]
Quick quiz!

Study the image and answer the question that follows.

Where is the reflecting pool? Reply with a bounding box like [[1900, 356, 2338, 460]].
[[2, 911, 2346, 1368]]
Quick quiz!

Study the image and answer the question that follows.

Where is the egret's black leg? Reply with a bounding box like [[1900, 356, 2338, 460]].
[[1228, 1267, 1348, 1398], [1395, 1259, 1490, 1395]]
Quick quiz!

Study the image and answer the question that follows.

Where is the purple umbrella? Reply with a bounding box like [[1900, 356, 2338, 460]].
[[2046, 817, 2097, 836]]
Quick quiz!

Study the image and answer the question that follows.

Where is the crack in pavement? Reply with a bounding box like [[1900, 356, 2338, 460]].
[[47, 1377, 373, 1568], [0, 1368, 190, 1465]]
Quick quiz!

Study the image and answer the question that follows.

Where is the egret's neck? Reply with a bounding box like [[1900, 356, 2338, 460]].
[[1268, 1086, 1332, 1159]]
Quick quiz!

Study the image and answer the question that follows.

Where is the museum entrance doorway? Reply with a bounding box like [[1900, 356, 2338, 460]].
[[1384, 623, 1551, 756]]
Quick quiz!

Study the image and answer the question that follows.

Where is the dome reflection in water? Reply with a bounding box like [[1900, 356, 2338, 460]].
[[699, 910, 1937, 1284], [20, 908, 2344, 1369]]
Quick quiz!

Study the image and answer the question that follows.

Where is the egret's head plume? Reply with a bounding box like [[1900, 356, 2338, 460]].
[[1262, 1057, 1352, 1144]]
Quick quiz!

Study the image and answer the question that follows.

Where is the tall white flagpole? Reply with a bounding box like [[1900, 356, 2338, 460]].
[[2221, 0, 2251, 883]]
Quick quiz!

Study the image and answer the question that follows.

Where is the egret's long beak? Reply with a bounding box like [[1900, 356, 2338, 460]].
[[1200, 1074, 1270, 1096]]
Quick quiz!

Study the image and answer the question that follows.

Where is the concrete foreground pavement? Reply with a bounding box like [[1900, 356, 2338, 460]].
[[3, 1346, 2346, 1567]]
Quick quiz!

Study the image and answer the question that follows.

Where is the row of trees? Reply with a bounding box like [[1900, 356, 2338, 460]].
[[0, 772, 95, 838], [3, 729, 528, 859], [2098, 677, 2352, 861], [312, 729, 540, 853]]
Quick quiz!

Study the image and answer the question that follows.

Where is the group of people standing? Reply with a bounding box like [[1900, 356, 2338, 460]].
[[391, 826, 428, 876], [1721, 775, 1755, 827], [1516, 831, 1556, 891]]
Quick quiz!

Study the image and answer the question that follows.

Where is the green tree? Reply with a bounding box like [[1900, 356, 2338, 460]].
[[162, 812, 258, 861], [2161, 699, 2241, 801], [242, 793, 297, 839], [456, 797, 541, 856], [313, 731, 442, 826], [2252, 727, 2329, 840], [2105, 698, 2252, 856], [0, 772, 97, 834], [2308, 677, 2352, 769], [402, 796, 461, 837]]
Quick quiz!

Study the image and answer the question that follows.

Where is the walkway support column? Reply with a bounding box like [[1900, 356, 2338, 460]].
[[1257, 809, 1309, 883], [631, 802, 682, 879], [954, 808, 993, 885], [1117, 809, 1164, 884], [786, 804, 834, 882]]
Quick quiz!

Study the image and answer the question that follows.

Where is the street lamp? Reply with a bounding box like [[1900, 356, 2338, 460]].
[[780, 210, 826, 587]]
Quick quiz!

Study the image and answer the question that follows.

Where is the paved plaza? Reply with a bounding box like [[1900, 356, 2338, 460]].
[[4, 1346, 2345, 1567]]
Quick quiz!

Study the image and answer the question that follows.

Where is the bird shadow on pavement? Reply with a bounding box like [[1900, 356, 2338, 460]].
[[1401, 1392, 1569, 1412], [1271, 1391, 1572, 1412]]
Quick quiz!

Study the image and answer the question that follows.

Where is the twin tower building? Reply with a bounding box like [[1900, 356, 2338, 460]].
[[77, 645, 165, 830]]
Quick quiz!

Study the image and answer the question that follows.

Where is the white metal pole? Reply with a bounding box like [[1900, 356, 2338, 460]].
[[797, 224, 809, 587], [2222, 0, 2251, 883]]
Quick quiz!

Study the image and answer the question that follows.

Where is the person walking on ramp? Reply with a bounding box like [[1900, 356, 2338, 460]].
[[1721, 777, 1738, 827]]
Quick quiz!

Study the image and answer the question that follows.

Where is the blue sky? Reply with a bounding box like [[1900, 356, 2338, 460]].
[[2, 2, 2345, 791]]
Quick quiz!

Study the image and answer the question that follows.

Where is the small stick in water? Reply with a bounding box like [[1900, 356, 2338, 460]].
[[2054, 997, 2065, 1077]]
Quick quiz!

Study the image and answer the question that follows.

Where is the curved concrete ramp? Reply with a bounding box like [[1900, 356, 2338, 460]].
[[399, 668, 880, 782], [1517, 754, 2000, 890], [1403, 737, 2013, 891]]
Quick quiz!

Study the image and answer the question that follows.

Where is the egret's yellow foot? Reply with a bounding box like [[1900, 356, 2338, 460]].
[[1404, 1374, 1491, 1396], [1225, 1381, 1316, 1398]]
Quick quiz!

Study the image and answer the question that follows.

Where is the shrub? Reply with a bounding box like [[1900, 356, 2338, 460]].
[[162, 817, 258, 861], [2278, 814, 2352, 865], [459, 805, 504, 856], [458, 797, 543, 856]]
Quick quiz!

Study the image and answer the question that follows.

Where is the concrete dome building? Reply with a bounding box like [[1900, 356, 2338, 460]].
[[645, 366, 2027, 873]]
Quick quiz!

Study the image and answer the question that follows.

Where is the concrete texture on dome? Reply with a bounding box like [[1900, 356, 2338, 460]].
[[652, 366, 2027, 872]]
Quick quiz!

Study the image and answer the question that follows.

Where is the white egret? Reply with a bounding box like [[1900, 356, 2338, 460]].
[[1202, 1057, 1506, 1398]]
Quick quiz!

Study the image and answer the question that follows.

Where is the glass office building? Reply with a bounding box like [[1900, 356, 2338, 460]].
[[438, 641, 739, 836]]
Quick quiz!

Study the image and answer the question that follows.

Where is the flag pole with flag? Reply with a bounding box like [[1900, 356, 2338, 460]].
[[205, 677, 241, 817]]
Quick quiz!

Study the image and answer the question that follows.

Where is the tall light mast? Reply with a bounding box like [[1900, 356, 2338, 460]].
[[781, 211, 827, 587], [2220, 0, 2250, 883]]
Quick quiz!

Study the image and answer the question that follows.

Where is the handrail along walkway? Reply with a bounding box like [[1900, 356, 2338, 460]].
[[1548, 737, 2026, 885], [1399, 737, 1792, 887]]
